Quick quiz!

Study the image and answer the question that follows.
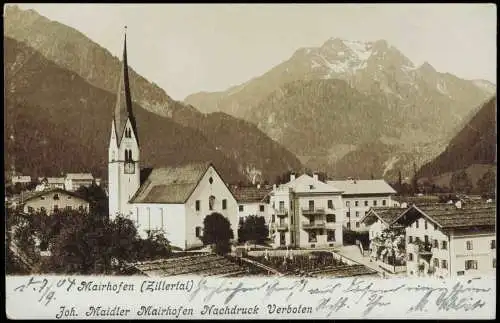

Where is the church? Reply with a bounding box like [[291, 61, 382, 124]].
[[108, 31, 239, 250]]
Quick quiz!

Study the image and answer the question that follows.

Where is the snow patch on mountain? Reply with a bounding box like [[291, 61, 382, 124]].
[[383, 155, 400, 176], [342, 40, 373, 60]]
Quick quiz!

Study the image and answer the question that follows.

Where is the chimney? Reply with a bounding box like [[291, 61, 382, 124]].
[[455, 200, 462, 209], [313, 172, 318, 181], [290, 172, 296, 181]]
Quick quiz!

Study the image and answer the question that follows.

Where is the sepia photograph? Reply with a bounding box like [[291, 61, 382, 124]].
[[4, 3, 496, 319]]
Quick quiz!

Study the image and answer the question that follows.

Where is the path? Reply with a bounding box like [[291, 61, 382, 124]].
[[336, 245, 398, 278]]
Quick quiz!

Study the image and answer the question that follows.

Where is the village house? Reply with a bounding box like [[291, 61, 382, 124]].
[[230, 184, 272, 226], [36, 177, 66, 191], [108, 33, 238, 250], [22, 188, 90, 215], [393, 203, 496, 278], [327, 179, 397, 231], [11, 175, 31, 185], [64, 173, 95, 191], [269, 173, 344, 249], [361, 207, 406, 241]]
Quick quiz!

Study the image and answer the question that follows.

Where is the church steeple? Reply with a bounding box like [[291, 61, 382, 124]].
[[114, 26, 139, 146]]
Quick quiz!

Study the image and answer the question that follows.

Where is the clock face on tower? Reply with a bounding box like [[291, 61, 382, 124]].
[[124, 161, 135, 174]]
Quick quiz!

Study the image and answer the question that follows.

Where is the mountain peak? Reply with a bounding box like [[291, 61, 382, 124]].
[[419, 61, 436, 73]]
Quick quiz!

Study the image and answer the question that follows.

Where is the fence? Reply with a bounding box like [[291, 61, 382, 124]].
[[377, 260, 406, 273]]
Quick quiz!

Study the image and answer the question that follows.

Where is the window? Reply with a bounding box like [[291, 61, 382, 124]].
[[409, 236, 413, 243], [441, 241, 447, 250], [279, 201, 285, 211], [53, 194, 60, 200], [346, 201, 350, 207], [196, 200, 200, 211], [54, 205, 59, 212], [67, 196, 72, 200], [373, 200, 377, 206], [433, 239, 438, 248], [309, 231, 317, 243], [40, 196, 46, 200], [382, 200, 386, 206], [326, 214, 336, 223], [239, 205, 244, 212], [424, 220, 428, 230], [347, 223, 351, 230], [327, 230, 336, 242], [457, 271, 465, 276], [493, 258, 496, 268], [309, 200, 314, 210], [40, 207, 46, 213], [408, 253, 414, 261], [465, 260, 478, 270], [259, 204, 264, 212], [271, 214, 275, 223], [434, 223, 437, 230], [441, 260, 448, 269], [424, 235, 429, 244], [466, 241, 473, 250], [28, 206, 34, 213], [364, 201, 368, 207], [309, 185, 314, 190], [208, 177, 213, 184], [222, 199, 227, 210], [415, 237, 421, 243], [209, 195, 215, 211], [79, 205, 84, 211], [491, 240, 496, 249], [328, 200, 333, 209], [356, 222, 360, 228], [433, 258, 439, 268], [195, 227, 202, 238], [346, 211, 350, 218], [65, 206, 72, 211], [415, 220, 419, 228], [355, 201, 359, 207], [355, 211, 360, 217]]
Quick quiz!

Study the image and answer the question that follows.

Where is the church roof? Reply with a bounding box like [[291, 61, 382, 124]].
[[130, 162, 212, 204], [114, 29, 139, 146]]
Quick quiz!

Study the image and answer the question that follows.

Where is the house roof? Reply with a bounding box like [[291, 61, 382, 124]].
[[40, 177, 65, 184], [130, 162, 212, 204], [282, 174, 343, 194], [231, 186, 271, 203], [22, 188, 89, 203], [66, 173, 94, 180], [361, 207, 406, 226], [393, 204, 496, 230], [326, 179, 396, 195]]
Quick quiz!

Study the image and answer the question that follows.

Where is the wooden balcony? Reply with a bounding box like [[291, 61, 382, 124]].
[[301, 207, 325, 216], [276, 209, 288, 217], [276, 223, 288, 231], [302, 221, 326, 230]]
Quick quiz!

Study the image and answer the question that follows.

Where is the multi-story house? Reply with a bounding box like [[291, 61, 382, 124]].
[[64, 173, 95, 191], [231, 185, 272, 226], [327, 179, 397, 231], [393, 203, 496, 277], [269, 173, 344, 249], [22, 188, 90, 215]]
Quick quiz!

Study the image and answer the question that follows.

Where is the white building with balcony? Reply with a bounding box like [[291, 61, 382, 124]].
[[393, 203, 496, 278], [269, 173, 344, 249], [327, 179, 397, 231]]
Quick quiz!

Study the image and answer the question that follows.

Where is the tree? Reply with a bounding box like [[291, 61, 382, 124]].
[[450, 170, 473, 194], [202, 212, 234, 255], [76, 183, 108, 218], [238, 215, 269, 246], [477, 169, 496, 198]]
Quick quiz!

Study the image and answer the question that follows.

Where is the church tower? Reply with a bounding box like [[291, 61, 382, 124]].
[[108, 27, 140, 219]]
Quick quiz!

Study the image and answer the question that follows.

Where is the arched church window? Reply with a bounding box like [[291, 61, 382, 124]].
[[209, 195, 215, 211]]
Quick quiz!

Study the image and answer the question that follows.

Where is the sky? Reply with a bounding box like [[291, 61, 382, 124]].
[[12, 3, 497, 100]]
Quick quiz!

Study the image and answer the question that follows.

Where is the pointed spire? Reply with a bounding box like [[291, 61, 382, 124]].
[[114, 26, 139, 146]]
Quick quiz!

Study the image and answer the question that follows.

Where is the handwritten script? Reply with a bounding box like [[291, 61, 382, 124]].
[[7, 275, 495, 319]]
